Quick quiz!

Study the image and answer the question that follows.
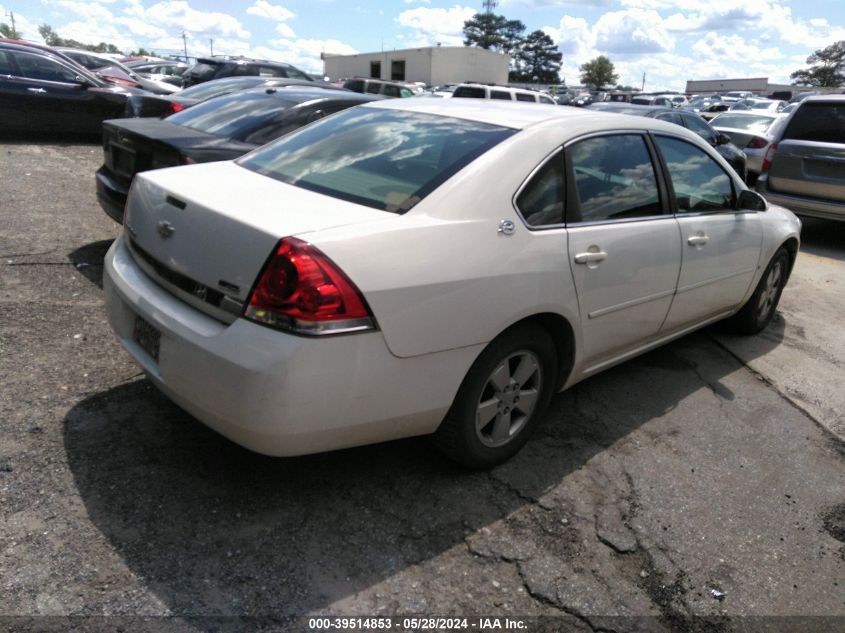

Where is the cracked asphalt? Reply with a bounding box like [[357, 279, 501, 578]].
[[1, 137, 844, 633]]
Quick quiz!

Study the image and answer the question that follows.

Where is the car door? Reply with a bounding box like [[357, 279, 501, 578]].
[[653, 134, 763, 332], [0, 50, 29, 130], [565, 133, 681, 368], [13, 52, 95, 132]]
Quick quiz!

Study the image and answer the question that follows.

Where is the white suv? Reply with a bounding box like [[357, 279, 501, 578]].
[[453, 83, 557, 104]]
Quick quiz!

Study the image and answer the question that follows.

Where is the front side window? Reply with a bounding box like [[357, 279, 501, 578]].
[[516, 154, 564, 227], [167, 92, 298, 141], [516, 93, 535, 102], [382, 84, 400, 98], [238, 108, 515, 213], [188, 63, 219, 80], [654, 136, 735, 213], [567, 134, 661, 223], [0, 51, 14, 75], [16, 54, 78, 83]]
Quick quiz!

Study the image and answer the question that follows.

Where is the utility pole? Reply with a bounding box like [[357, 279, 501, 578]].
[[5, 10, 17, 37], [181, 30, 188, 63], [482, 0, 497, 14], [642, 72, 646, 92], [209, 38, 213, 56]]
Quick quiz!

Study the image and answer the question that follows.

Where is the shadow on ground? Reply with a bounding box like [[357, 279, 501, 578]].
[[0, 131, 100, 145], [798, 217, 845, 262], [63, 324, 785, 617], [68, 240, 113, 289]]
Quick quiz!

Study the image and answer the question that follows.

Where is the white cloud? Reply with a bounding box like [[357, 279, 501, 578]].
[[246, 0, 295, 22], [261, 38, 358, 74], [593, 9, 674, 54], [396, 5, 477, 47]]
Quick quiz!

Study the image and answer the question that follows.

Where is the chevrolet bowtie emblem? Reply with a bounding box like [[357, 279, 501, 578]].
[[156, 220, 175, 238]]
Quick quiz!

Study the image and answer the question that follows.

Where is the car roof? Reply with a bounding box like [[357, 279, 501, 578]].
[[590, 103, 676, 116], [196, 56, 296, 68], [803, 94, 845, 103], [212, 86, 379, 105], [363, 97, 695, 134]]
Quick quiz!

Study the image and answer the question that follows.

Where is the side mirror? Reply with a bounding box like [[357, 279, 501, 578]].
[[74, 75, 92, 89], [737, 189, 768, 212], [716, 132, 731, 146]]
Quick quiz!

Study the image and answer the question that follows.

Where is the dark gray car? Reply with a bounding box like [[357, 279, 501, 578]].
[[756, 95, 845, 222]]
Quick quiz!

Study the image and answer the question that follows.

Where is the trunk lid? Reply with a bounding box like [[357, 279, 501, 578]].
[[124, 161, 392, 322], [102, 118, 254, 188]]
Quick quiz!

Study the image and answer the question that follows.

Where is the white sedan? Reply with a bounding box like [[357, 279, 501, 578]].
[[104, 99, 801, 468]]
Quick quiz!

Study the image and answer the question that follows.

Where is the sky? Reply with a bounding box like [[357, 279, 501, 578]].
[[1, 0, 843, 91]]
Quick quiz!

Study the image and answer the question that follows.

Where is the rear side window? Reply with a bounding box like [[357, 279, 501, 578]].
[[491, 91, 511, 100], [516, 154, 564, 227], [567, 134, 661, 223], [179, 77, 264, 100], [654, 136, 734, 212], [783, 103, 845, 143], [515, 93, 535, 102], [453, 86, 486, 99], [238, 108, 515, 213], [365, 82, 381, 94], [656, 112, 683, 126], [188, 63, 218, 79]]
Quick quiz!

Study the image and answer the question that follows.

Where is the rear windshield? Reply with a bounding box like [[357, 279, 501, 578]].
[[711, 114, 776, 132], [783, 102, 845, 143], [237, 108, 515, 213], [166, 91, 300, 141], [179, 77, 265, 100]]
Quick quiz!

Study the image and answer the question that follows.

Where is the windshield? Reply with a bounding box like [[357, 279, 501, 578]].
[[238, 108, 515, 213], [711, 114, 775, 132], [166, 91, 301, 140], [179, 76, 266, 100]]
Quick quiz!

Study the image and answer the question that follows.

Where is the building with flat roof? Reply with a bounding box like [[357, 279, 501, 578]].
[[685, 77, 813, 97], [323, 46, 509, 86]]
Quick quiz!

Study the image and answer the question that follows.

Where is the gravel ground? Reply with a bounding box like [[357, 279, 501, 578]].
[[1, 137, 843, 633]]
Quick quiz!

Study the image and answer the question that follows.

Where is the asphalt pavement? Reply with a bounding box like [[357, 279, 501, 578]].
[[1, 138, 843, 633]]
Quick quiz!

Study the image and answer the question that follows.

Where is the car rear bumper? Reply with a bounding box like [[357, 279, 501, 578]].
[[757, 175, 845, 221], [104, 236, 478, 456], [96, 166, 129, 224]]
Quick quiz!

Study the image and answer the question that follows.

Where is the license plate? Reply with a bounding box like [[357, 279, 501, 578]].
[[133, 315, 160, 361], [111, 145, 135, 176]]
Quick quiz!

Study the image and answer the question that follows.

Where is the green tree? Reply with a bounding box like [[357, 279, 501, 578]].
[[0, 22, 22, 39], [790, 41, 845, 87], [580, 55, 618, 90], [38, 23, 124, 54], [463, 13, 509, 50], [38, 24, 60, 46], [511, 30, 561, 83]]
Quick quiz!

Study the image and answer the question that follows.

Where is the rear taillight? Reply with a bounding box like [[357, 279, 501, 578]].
[[761, 142, 778, 173], [169, 102, 186, 114], [243, 237, 375, 336], [747, 136, 768, 149]]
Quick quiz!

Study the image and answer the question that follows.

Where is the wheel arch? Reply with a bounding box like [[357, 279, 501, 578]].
[[501, 312, 576, 392], [781, 237, 799, 280]]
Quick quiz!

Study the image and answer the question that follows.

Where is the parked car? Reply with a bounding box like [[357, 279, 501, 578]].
[[722, 91, 754, 102], [56, 48, 178, 94], [710, 111, 789, 182], [181, 55, 313, 88], [756, 95, 845, 222], [729, 98, 786, 114], [125, 76, 343, 118], [451, 83, 556, 104], [124, 59, 189, 87], [96, 87, 380, 222], [589, 103, 748, 181], [342, 78, 419, 98], [0, 41, 144, 134], [571, 93, 594, 107], [685, 95, 729, 119], [103, 100, 799, 468], [630, 94, 673, 107]]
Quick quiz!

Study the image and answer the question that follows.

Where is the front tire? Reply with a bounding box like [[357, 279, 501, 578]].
[[432, 324, 557, 469], [727, 246, 790, 335]]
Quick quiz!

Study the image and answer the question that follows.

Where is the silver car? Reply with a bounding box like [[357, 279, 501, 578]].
[[756, 95, 845, 222], [711, 111, 789, 180]]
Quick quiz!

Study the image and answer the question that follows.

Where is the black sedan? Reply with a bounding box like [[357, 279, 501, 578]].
[[182, 56, 313, 88], [588, 103, 748, 181], [0, 42, 145, 135], [96, 87, 381, 223], [126, 76, 342, 117]]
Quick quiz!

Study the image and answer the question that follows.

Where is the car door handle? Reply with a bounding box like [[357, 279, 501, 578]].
[[27, 87, 47, 94], [574, 251, 608, 264], [687, 235, 709, 246]]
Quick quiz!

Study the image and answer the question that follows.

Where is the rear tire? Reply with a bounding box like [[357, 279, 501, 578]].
[[727, 247, 789, 335], [432, 324, 557, 469]]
